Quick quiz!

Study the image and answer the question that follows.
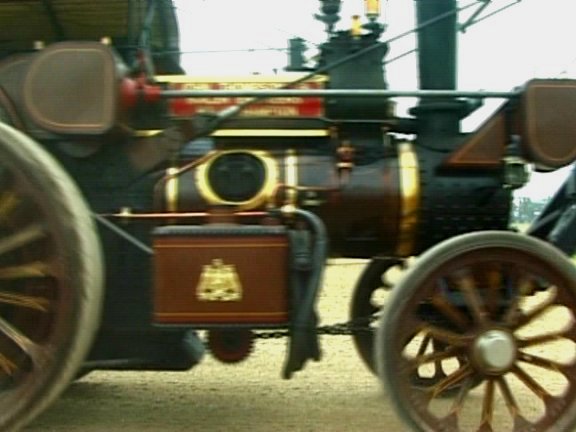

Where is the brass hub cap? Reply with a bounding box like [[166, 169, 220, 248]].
[[472, 329, 517, 374]]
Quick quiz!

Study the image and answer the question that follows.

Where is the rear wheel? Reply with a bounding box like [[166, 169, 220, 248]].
[[0, 123, 103, 431], [350, 258, 402, 374]]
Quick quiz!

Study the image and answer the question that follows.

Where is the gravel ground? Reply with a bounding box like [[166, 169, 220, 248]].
[[23, 259, 576, 432]]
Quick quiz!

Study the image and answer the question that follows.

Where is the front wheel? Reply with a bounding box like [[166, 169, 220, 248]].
[[377, 231, 576, 432], [0, 123, 103, 431]]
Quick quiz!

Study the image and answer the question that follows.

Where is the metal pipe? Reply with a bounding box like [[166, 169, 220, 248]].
[[160, 89, 517, 99], [93, 213, 154, 255], [103, 211, 269, 219]]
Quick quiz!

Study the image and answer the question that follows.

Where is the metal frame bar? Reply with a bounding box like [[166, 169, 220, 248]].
[[160, 89, 518, 99], [41, 0, 66, 41]]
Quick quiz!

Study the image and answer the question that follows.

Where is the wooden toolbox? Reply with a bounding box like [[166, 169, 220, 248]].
[[153, 225, 290, 325]]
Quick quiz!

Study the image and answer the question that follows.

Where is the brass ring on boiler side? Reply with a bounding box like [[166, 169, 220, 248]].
[[164, 167, 179, 212], [395, 142, 420, 257], [196, 150, 279, 211], [284, 149, 298, 208]]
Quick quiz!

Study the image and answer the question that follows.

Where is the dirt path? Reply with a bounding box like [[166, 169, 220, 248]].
[[23, 260, 576, 432], [25, 342, 397, 432], [25, 260, 406, 432]]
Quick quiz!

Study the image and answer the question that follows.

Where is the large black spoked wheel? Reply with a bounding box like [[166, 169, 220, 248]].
[[377, 231, 576, 432], [350, 257, 403, 374], [0, 123, 103, 431]]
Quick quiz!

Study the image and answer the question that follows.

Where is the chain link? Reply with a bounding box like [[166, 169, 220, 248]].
[[253, 317, 374, 339], [254, 330, 290, 339]]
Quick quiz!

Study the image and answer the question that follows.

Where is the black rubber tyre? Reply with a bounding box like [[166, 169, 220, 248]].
[[377, 231, 576, 432], [0, 123, 103, 431]]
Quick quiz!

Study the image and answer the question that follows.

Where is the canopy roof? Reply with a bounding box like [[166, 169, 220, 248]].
[[0, 0, 181, 70]]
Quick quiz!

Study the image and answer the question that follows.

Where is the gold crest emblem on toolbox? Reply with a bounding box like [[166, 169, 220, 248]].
[[196, 259, 242, 302]]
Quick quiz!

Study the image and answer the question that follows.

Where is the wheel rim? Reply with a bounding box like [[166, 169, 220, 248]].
[[350, 258, 402, 374], [0, 123, 103, 431], [351, 257, 466, 390], [378, 231, 576, 432]]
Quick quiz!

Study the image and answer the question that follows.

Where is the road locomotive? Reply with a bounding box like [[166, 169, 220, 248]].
[[0, 0, 576, 430]]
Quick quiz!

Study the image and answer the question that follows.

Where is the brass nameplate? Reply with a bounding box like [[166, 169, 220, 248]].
[[196, 259, 242, 302]]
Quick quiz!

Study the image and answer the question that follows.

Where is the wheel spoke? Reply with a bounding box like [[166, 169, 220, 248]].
[[0, 291, 50, 312], [453, 271, 488, 326], [411, 344, 461, 369], [447, 374, 475, 417], [486, 267, 502, 309], [415, 333, 431, 356], [495, 377, 534, 431], [518, 328, 576, 348], [0, 352, 17, 376], [503, 273, 536, 326], [442, 376, 476, 429], [428, 364, 473, 399], [417, 322, 471, 347], [0, 224, 46, 256], [479, 379, 495, 430], [0, 261, 52, 280], [407, 334, 471, 394], [496, 376, 520, 418], [0, 316, 46, 368], [518, 351, 573, 373], [431, 292, 470, 330], [515, 286, 558, 329], [511, 364, 551, 401]]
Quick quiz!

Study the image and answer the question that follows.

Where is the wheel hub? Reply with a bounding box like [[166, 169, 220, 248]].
[[472, 329, 517, 374]]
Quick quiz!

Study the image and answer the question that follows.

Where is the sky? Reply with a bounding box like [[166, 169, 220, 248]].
[[172, 0, 576, 200]]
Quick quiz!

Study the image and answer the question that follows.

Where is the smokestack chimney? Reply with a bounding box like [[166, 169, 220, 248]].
[[416, 0, 457, 91], [411, 0, 464, 146]]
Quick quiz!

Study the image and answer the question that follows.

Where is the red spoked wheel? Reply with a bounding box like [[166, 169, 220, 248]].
[[0, 123, 103, 431], [377, 231, 576, 432]]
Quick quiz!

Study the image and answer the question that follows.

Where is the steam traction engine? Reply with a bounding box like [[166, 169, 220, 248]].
[[1, 0, 576, 431]]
